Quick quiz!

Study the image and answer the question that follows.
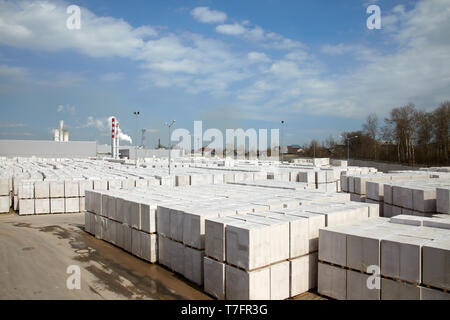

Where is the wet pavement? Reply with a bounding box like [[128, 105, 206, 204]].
[[0, 212, 210, 300]]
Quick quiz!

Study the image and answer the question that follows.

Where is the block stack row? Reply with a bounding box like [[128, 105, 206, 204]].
[[318, 215, 450, 300], [0, 176, 12, 213], [203, 201, 379, 300]]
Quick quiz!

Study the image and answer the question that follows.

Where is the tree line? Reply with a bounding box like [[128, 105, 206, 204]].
[[301, 101, 450, 166]]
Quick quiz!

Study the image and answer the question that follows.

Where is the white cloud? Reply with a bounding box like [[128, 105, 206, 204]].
[[57, 104, 76, 114], [0, 0, 157, 58], [100, 72, 123, 81], [0, 64, 28, 80], [216, 23, 246, 35], [190, 7, 227, 24]]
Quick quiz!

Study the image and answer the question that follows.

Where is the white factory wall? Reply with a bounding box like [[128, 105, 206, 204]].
[[0, 140, 97, 158]]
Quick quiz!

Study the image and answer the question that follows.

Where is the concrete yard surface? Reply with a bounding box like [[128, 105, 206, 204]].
[[0, 212, 210, 300]]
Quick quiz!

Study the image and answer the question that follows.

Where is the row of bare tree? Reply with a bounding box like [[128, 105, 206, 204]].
[[301, 101, 450, 166]]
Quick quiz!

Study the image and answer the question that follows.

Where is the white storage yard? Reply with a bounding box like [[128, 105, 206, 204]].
[[1, 156, 449, 300]]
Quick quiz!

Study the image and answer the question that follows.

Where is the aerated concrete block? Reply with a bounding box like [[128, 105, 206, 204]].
[[141, 233, 157, 263], [158, 236, 172, 268], [168, 239, 184, 274], [436, 188, 450, 214], [176, 175, 190, 186], [102, 194, 116, 220], [289, 252, 318, 297], [122, 224, 132, 253], [170, 208, 185, 242], [65, 198, 80, 213], [79, 180, 93, 196], [413, 188, 436, 213], [270, 261, 290, 300], [346, 269, 380, 300], [184, 246, 204, 286], [64, 181, 79, 197], [129, 200, 141, 230], [34, 198, 49, 214], [0, 196, 10, 213], [19, 198, 34, 215], [421, 287, 450, 300], [156, 206, 171, 237], [319, 226, 347, 266], [140, 203, 157, 234], [34, 181, 50, 199], [132, 229, 142, 258], [93, 179, 108, 190], [183, 210, 219, 249], [50, 198, 65, 213], [422, 239, 450, 291], [205, 216, 243, 262], [383, 184, 393, 204], [204, 257, 225, 299], [19, 183, 34, 199], [225, 221, 272, 270], [286, 211, 325, 252], [381, 278, 420, 300], [225, 264, 270, 300], [85, 190, 102, 215], [0, 178, 9, 196], [49, 181, 64, 198], [318, 262, 346, 300], [381, 234, 432, 283], [84, 211, 94, 234]]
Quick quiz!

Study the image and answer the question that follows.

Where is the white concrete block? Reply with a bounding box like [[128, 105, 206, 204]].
[[64, 180, 79, 197], [318, 262, 346, 300], [421, 287, 450, 300], [156, 205, 171, 237], [129, 200, 141, 230], [270, 261, 290, 300], [19, 183, 34, 199], [226, 221, 272, 270], [381, 234, 432, 283], [18, 198, 34, 215], [183, 210, 219, 249], [383, 184, 393, 204], [413, 188, 436, 213], [169, 208, 185, 242], [0, 178, 9, 196], [289, 252, 318, 297], [101, 194, 116, 220], [422, 239, 450, 291], [140, 233, 157, 263], [84, 211, 94, 234], [34, 181, 50, 199], [93, 179, 108, 190], [318, 226, 347, 266], [79, 180, 93, 196], [140, 202, 157, 234], [205, 216, 243, 262], [346, 269, 380, 300], [50, 198, 65, 214], [204, 257, 225, 299], [184, 246, 204, 286], [34, 198, 49, 214], [225, 264, 270, 300], [381, 278, 420, 300], [436, 187, 450, 214], [49, 181, 64, 198], [122, 224, 132, 253], [171, 240, 185, 274], [158, 236, 172, 268], [132, 229, 142, 258], [65, 197, 80, 213], [0, 195, 9, 213]]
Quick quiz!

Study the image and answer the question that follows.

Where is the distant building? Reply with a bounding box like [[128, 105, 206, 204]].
[[287, 144, 303, 154]]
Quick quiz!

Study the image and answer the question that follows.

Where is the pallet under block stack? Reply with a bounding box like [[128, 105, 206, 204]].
[[318, 215, 450, 300]]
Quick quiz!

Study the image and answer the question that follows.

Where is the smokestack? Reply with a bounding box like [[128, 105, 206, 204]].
[[53, 129, 59, 141], [63, 130, 69, 142], [116, 122, 120, 158], [111, 117, 116, 158], [59, 120, 64, 142]]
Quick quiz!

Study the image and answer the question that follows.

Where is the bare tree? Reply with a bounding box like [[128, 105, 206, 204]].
[[362, 113, 379, 160]]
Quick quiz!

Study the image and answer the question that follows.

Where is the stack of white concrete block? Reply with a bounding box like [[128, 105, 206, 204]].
[[318, 215, 450, 300], [365, 178, 450, 218], [0, 176, 11, 213], [203, 200, 379, 300], [84, 189, 158, 263]]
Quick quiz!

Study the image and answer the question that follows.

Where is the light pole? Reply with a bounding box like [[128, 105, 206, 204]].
[[165, 120, 176, 175], [280, 120, 285, 163], [344, 135, 359, 161], [133, 111, 140, 167]]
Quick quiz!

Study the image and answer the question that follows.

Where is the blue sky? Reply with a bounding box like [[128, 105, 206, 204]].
[[0, 0, 449, 147]]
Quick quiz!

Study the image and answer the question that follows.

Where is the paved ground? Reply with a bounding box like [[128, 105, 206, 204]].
[[0, 211, 324, 300]]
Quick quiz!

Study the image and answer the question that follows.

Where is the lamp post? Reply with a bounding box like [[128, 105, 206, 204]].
[[280, 120, 285, 163], [165, 120, 176, 175], [344, 135, 359, 161], [133, 111, 140, 167]]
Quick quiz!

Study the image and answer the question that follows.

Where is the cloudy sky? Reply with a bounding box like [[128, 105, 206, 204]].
[[0, 0, 449, 146]]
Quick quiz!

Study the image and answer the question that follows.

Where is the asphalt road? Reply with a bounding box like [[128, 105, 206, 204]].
[[0, 212, 209, 300]]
